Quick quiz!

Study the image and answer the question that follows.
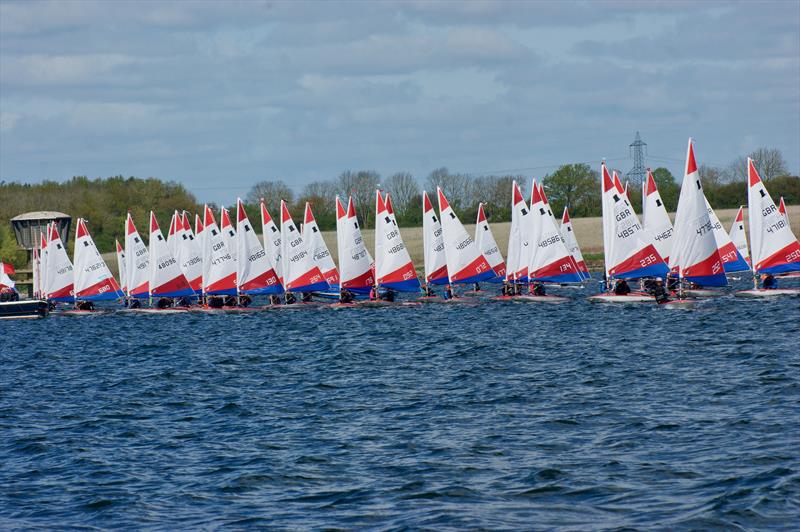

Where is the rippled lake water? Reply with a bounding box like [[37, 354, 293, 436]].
[[2, 279, 799, 529]]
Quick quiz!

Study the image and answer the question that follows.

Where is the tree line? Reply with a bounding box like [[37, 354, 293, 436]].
[[1, 147, 797, 270]]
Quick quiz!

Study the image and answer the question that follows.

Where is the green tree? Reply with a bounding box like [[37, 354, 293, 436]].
[[541, 163, 600, 217]]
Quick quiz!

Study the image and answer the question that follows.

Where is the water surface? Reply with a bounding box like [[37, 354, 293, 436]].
[[2, 280, 799, 529]]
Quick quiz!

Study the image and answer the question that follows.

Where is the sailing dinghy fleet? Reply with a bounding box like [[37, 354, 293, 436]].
[[11, 139, 799, 317]]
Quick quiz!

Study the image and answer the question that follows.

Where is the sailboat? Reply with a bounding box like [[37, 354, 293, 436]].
[[177, 212, 203, 294], [589, 163, 669, 302], [72, 218, 123, 308], [338, 196, 374, 294], [374, 191, 421, 298], [303, 202, 339, 289], [736, 159, 800, 296], [506, 180, 532, 285], [436, 187, 493, 296], [44, 222, 74, 302], [260, 200, 284, 291], [560, 207, 590, 280], [235, 198, 281, 298], [31, 247, 40, 299], [39, 231, 48, 301], [642, 169, 674, 265], [335, 196, 347, 263], [125, 213, 150, 300], [706, 197, 750, 274], [524, 180, 581, 302], [147, 211, 195, 308], [115, 239, 127, 295], [280, 200, 328, 299], [220, 206, 237, 264], [202, 205, 238, 297], [421, 190, 449, 290], [728, 206, 751, 270], [474, 202, 506, 282], [666, 139, 727, 305], [166, 212, 180, 258]]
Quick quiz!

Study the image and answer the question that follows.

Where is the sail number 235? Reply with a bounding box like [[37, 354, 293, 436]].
[[639, 254, 658, 268]]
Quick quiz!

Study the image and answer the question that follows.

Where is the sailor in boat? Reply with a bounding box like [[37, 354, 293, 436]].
[[382, 288, 396, 302], [284, 292, 297, 304], [762, 274, 778, 290], [224, 295, 238, 306], [176, 295, 192, 307], [614, 279, 632, 296], [208, 296, 225, 308], [339, 289, 355, 304], [77, 300, 95, 311], [369, 285, 378, 300], [269, 294, 282, 305], [500, 282, 512, 296], [128, 298, 142, 309], [157, 297, 174, 309], [0, 286, 20, 302], [652, 278, 670, 304], [667, 276, 680, 292], [238, 295, 252, 307], [443, 284, 454, 300], [422, 283, 435, 297], [472, 282, 481, 292], [531, 282, 546, 296]]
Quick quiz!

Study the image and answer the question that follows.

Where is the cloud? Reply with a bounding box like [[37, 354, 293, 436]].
[[0, 1, 797, 203]]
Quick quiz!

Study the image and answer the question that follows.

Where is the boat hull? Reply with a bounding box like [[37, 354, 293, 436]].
[[122, 307, 191, 314], [0, 300, 49, 319], [660, 299, 697, 309], [682, 289, 721, 298], [588, 292, 654, 303], [59, 309, 112, 316], [734, 289, 800, 298], [513, 295, 570, 303]]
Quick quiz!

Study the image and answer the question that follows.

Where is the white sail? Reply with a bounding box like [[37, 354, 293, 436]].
[[728, 206, 751, 269], [422, 190, 448, 284], [260, 201, 283, 287], [303, 202, 339, 287], [747, 158, 800, 273], [115, 239, 127, 294], [670, 139, 726, 286], [506, 180, 529, 281], [338, 196, 374, 291], [74, 218, 122, 300], [125, 213, 150, 298], [642, 169, 674, 264], [44, 222, 74, 300], [474, 202, 505, 279]]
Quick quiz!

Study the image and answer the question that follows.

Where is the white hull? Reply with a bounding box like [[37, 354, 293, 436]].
[[588, 292, 654, 303], [682, 289, 721, 298], [514, 295, 570, 303], [734, 289, 800, 298], [661, 299, 696, 309], [122, 307, 191, 314]]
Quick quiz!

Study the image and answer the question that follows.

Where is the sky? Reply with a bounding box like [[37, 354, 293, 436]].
[[1, 0, 798, 204]]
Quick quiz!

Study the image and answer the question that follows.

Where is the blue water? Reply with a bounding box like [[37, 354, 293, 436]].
[[2, 282, 799, 529]]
